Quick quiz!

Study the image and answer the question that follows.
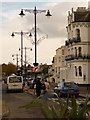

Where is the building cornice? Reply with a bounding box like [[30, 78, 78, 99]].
[[71, 41, 90, 46], [67, 60, 90, 63], [68, 22, 90, 28], [72, 22, 90, 28]]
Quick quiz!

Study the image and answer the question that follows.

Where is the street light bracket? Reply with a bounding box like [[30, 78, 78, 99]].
[[24, 9, 46, 14]]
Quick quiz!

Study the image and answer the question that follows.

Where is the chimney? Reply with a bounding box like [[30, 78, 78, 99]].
[[72, 8, 73, 13], [68, 11, 70, 16], [76, 7, 86, 11]]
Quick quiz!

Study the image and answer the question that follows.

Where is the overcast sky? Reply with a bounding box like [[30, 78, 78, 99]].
[[0, 0, 89, 66]]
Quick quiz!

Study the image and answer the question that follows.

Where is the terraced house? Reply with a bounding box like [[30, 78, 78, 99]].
[[50, 6, 90, 84]]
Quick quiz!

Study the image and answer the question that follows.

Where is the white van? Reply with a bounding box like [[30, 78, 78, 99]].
[[6, 75, 23, 92]]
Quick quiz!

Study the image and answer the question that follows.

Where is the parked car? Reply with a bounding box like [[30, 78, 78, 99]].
[[23, 78, 34, 88], [54, 81, 79, 97], [6, 74, 23, 93]]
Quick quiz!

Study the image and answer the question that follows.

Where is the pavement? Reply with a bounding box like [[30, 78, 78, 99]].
[[2, 101, 10, 117], [1, 84, 55, 118], [79, 90, 90, 98]]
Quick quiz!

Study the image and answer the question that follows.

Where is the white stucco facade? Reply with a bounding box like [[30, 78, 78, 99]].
[[50, 7, 90, 84], [65, 7, 90, 84]]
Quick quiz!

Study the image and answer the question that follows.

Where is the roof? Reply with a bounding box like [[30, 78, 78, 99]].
[[74, 11, 90, 22]]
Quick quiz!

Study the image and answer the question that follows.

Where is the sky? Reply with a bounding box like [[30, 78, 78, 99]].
[[0, 0, 89, 66]]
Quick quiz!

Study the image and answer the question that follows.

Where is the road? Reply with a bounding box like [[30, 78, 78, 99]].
[[2, 83, 89, 119], [2, 84, 45, 119]]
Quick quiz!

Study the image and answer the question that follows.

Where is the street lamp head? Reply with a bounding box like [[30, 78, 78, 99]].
[[11, 32, 15, 37], [19, 9, 25, 17], [46, 10, 52, 17], [29, 32, 32, 38]]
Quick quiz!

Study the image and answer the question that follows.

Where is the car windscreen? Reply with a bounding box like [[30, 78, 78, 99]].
[[58, 82, 64, 87], [9, 77, 22, 83], [64, 82, 77, 87]]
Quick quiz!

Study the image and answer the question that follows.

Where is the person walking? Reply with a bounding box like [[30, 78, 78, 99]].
[[43, 79, 50, 99], [36, 79, 42, 97], [33, 83, 36, 95], [44, 79, 50, 92]]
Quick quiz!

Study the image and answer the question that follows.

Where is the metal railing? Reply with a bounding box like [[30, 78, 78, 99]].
[[65, 37, 81, 46], [65, 54, 90, 61]]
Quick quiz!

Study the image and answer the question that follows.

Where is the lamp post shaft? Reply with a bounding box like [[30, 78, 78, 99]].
[[16, 54, 19, 69], [34, 6, 37, 64], [34, 6, 37, 81], [21, 31, 23, 76], [25, 47, 27, 80], [23, 47, 32, 80]]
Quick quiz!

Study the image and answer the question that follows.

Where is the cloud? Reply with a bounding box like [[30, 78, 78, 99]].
[[22, 2, 88, 39], [0, 1, 89, 64], [1, 0, 89, 2]]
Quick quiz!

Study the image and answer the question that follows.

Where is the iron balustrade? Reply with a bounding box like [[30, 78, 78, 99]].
[[65, 54, 90, 61], [65, 37, 81, 46]]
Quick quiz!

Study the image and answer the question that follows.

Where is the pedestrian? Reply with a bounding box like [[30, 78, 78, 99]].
[[41, 80, 46, 94], [33, 83, 36, 95], [61, 79, 65, 87], [43, 79, 50, 99], [36, 78, 42, 97]]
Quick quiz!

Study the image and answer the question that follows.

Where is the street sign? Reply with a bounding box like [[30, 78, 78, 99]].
[[32, 66, 40, 72]]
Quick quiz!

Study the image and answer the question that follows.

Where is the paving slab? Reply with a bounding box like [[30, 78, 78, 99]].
[[2, 101, 10, 117]]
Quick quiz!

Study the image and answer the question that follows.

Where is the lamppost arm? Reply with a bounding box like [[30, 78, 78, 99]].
[[14, 31, 30, 35], [23, 8, 46, 14]]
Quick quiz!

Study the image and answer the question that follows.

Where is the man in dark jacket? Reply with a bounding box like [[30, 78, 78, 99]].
[[36, 79, 42, 97]]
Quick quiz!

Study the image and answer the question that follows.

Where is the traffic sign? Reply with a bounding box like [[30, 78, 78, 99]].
[[32, 66, 40, 72]]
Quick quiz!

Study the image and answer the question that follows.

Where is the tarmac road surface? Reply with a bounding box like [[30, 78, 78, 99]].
[[2, 84, 45, 119], [2, 83, 90, 119]]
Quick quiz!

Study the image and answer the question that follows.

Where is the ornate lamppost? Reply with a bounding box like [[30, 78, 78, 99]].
[[11, 31, 31, 76], [19, 6, 52, 80]]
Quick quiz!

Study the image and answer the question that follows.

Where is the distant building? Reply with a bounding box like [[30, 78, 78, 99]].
[[49, 46, 67, 83]]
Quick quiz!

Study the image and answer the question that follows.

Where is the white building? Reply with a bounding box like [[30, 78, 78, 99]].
[[49, 46, 67, 83], [50, 6, 90, 84], [65, 7, 90, 84]]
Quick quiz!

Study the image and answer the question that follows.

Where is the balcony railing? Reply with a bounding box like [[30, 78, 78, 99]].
[[65, 54, 90, 61], [65, 37, 81, 46], [65, 55, 74, 61]]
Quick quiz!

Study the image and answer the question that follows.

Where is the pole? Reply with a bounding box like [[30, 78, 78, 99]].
[[25, 47, 27, 80], [34, 6, 37, 81], [21, 30, 23, 76], [16, 54, 19, 69], [11, 31, 31, 76], [19, 7, 52, 80]]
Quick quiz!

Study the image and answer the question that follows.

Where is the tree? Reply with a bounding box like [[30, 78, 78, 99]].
[[2, 63, 17, 75]]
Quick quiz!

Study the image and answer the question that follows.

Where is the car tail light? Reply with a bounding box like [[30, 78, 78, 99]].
[[77, 88, 80, 91]]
